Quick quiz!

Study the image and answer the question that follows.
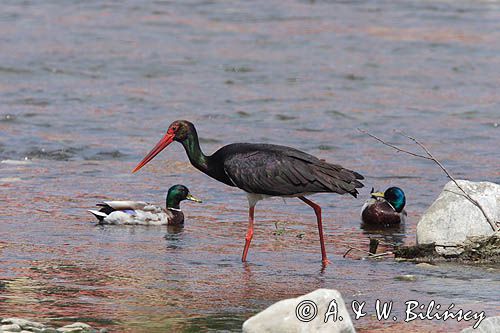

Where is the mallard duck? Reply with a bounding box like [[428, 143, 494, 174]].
[[361, 187, 407, 226], [88, 185, 201, 225]]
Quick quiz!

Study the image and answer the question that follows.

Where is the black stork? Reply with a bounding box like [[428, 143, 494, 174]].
[[132, 120, 364, 265]]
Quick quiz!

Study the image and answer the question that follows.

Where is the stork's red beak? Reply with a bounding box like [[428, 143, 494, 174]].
[[132, 132, 175, 173]]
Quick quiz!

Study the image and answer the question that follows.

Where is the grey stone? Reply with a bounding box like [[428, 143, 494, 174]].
[[21, 328, 44, 333], [394, 274, 417, 281], [40, 329, 58, 333], [461, 315, 500, 332], [56, 329, 82, 333], [1, 324, 22, 332], [417, 180, 499, 256], [56, 323, 96, 333], [1, 319, 45, 330], [59, 324, 91, 330], [242, 288, 355, 333], [27, 328, 44, 333], [415, 263, 438, 269], [56, 323, 85, 333]]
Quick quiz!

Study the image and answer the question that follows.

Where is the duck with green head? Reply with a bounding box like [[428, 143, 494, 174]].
[[89, 185, 202, 225], [361, 187, 407, 226]]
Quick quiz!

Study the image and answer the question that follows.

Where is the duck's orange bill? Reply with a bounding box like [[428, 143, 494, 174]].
[[132, 133, 175, 173]]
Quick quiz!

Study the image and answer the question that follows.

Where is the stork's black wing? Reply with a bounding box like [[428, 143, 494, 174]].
[[218, 143, 364, 197]]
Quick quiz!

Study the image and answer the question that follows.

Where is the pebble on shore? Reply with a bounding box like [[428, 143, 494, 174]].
[[0, 318, 107, 333]]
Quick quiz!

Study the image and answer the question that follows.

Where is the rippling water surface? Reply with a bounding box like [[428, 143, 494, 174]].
[[1, 1, 499, 332]]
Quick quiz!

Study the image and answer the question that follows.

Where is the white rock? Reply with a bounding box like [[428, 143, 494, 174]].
[[415, 263, 438, 269], [56, 328, 82, 333], [1, 318, 45, 329], [41, 329, 58, 333], [242, 288, 355, 333], [394, 275, 417, 281], [1, 324, 22, 332], [59, 323, 91, 329], [22, 328, 43, 333], [416, 180, 499, 256], [56, 323, 94, 333], [0, 159, 32, 165], [461, 315, 500, 332]]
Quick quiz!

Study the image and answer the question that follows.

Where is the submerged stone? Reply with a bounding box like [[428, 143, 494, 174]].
[[394, 274, 417, 281], [56, 322, 96, 333], [0, 319, 99, 333], [1, 318, 45, 329], [1, 323, 22, 332]]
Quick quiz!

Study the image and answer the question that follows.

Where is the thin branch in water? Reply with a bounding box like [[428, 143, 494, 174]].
[[358, 128, 498, 232], [343, 246, 392, 259], [369, 238, 379, 254], [343, 247, 354, 258], [368, 251, 393, 258]]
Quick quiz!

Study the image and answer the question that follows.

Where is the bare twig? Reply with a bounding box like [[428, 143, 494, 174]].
[[369, 251, 393, 258], [358, 128, 432, 160], [343, 246, 370, 257], [369, 238, 379, 254], [343, 246, 393, 259], [358, 128, 498, 232], [342, 247, 354, 258], [398, 130, 496, 230]]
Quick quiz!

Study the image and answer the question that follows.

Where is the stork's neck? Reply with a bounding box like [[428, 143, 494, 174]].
[[180, 128, 233, 186], [180, 131, 210, 174]]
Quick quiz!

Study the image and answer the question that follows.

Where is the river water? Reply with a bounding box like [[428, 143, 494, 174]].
[[1, 1, 499, 332]]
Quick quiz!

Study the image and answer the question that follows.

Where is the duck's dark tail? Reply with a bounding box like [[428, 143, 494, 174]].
[[88, 210, 107, 222]]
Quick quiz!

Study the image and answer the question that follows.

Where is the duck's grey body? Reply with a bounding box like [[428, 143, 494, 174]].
[[89, 201, 184, 225]]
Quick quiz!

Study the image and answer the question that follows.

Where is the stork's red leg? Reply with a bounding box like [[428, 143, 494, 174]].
[[299, 196, 330, 266], [242, 205, 255, 262]]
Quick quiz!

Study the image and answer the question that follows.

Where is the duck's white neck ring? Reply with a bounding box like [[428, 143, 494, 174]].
[[387, 201, 396, 212], [168, 207, 182, 212]]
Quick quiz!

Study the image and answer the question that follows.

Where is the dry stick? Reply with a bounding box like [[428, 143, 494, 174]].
[[358, 128, 433, 161], [369, 251, 393, 258], [343, 246, 392, 259], [358, 128, 498, 232], [369, 238, 379, 254], [342, 247, 354, 258], [343, 246, 369, 257]]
